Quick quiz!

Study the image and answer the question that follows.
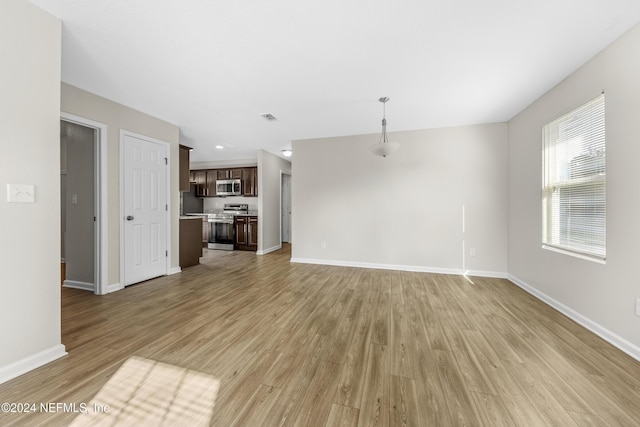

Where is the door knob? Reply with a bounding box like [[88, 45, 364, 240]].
[[126, 215, 134, 221]]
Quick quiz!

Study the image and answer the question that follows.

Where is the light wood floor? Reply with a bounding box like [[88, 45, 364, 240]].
[[2, 244, 640, 426]]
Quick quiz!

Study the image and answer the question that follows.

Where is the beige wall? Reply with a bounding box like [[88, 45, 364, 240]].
[[61, 83, 181, 288], [508, 22, 640, 357], [0, 0, 65, 380], [291, 123, 508, 276]]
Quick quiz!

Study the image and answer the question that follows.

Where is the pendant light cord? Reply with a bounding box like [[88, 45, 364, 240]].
[[379, 97, 389, 144]]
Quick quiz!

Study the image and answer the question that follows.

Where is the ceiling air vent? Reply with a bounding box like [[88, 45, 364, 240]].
[[261, 113, 277, 121]]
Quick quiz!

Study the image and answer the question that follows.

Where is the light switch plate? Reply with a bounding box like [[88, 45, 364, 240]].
[[7, 184, 35, 203]]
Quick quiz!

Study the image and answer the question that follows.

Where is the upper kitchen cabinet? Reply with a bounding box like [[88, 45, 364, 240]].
[[242, 167, 258, 196], [179, 145, 192, 192], [192, 170, 207, 196], [206, 170, 217, 196], [190, 166, 258, 197], [217, 168, 243, 180]]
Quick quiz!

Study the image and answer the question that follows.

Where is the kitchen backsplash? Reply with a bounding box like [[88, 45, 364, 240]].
[[203, 196, 257, 213]]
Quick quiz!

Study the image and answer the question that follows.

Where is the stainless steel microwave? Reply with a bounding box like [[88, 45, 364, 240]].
[[216, 179, 241, 196]]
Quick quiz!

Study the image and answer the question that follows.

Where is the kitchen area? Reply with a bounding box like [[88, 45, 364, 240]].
[[178, 145, 259, 268]]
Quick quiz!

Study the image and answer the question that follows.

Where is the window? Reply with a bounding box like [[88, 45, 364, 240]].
[[542, 94, 605, 261]]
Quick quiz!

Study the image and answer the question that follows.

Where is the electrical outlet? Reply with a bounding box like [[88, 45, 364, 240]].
[[469, 248, 476, 257], [636, 298, 640, 317], [321, 241, 327, 249]]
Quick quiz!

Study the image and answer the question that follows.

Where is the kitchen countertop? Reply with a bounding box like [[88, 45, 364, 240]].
[[181, 211, 259, 218]]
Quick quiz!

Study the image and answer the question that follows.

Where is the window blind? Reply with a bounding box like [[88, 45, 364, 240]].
[[542, 94, 605, 260]]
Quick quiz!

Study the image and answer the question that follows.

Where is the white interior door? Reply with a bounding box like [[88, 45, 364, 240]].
[[123, 133, 168, 286]]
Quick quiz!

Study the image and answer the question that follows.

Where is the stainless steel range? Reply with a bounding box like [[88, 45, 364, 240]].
[[207, 204, 248, 250], [222, 203, 249, 216]]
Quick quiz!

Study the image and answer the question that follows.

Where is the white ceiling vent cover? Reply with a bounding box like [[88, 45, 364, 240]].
[[261, 113, 277, 121]]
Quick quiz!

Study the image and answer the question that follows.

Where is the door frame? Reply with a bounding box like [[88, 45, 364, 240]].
[[119, 129, 172, 287], [60, 112, 108, 295]]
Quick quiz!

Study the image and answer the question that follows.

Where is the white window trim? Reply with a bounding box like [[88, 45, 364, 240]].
[[541, 94, 606, 263]]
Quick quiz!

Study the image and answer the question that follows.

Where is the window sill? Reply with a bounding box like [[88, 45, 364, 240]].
[[542, 245, 606, 265]]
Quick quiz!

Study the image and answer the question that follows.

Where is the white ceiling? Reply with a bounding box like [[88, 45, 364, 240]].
[[28, 0, 640, 162]]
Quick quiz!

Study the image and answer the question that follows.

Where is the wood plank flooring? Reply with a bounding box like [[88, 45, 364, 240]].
[[2, 244, 640, 426]]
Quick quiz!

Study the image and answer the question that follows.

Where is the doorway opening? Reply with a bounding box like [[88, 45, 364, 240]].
[[60, 113, 107, 295], [281, 172, 291, 245]]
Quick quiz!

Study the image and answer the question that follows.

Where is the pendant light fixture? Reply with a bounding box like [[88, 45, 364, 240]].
[[369, 97, 399, 157]]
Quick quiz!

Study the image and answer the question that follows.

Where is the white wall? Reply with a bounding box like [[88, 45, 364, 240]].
[[258, 150, 292, 254], [0, 0, 66, 382], [61, 83, 181, 287], [291, 124, 508, 276], [508, 22, 640, 358]]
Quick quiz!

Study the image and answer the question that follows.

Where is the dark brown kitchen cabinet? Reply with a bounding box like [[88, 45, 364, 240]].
[[179, 145, 191, 192], [248, 216, 258, 246], [179, 217, 203, 268], [230, 168, 243, 179], [206, 170, 217, 196], [235, 216, 258, 251], [190, 166, 258, 197], [242, 167, 258, 196], [217, 168, 242, 180], [193, 170, 207, 196], [235, 217, 247, 246]]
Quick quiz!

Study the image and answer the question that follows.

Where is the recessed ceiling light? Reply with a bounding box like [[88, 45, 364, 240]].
[[261, 113, 277, 121], [215, 145, 224, 150], [281, 149, 292, 157]]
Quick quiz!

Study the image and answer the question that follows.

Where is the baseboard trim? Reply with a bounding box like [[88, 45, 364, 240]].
[[464, 269, 508, 279], [0, 344, 67, 385], [258, 244, 282, 255], [106, 282, 124, 294], [168, 267, 181, 275], [62, 280, 94, 292], [507, 274, 640, 363], [290, 257, 507, 278]]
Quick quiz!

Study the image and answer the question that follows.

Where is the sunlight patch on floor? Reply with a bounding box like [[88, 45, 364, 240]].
[[70, 356, 220, 426]]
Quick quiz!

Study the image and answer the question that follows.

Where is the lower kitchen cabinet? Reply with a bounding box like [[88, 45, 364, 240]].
[[234, 216, 258, 251], [179, 217, 203, 268]]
